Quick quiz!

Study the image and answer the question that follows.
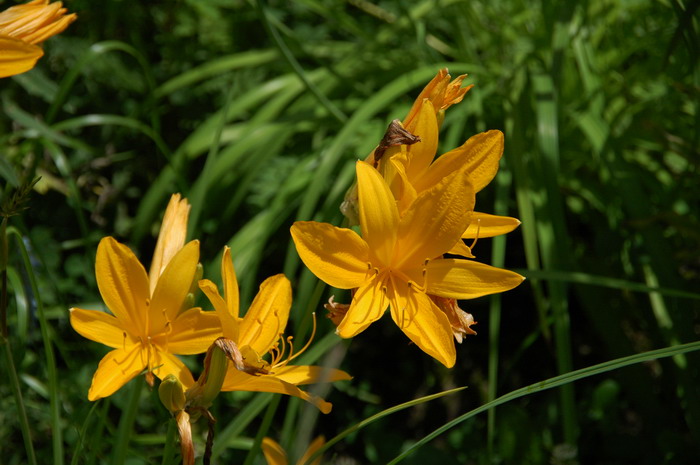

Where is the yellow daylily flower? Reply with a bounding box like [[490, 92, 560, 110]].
[[0, 0, 76, 78], [198, 247, 351, 414], [70, 237, 221, 400], [292, 161, 524, 368], [262, 436, 325, 465], [70, 194, 220, 400]]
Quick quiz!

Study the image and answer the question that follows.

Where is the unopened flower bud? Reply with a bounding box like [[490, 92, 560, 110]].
[[159, 374, 186, 413]]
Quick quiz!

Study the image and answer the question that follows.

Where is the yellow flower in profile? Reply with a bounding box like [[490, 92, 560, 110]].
[[344, 69, 520, 245], [0, 0, 76, 78], [198, 247, 351, 414], [262, 436, 325, 465], [70, 194, 221, 400], [292, 161, 524, 368]]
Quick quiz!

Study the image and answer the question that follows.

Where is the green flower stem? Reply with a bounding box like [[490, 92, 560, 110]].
[[70, 401, 100, 465], [1, 336, 37, 465], [111, 380, 143, 465], [8, 227, 63, 465], [161, 418, 177, 465]]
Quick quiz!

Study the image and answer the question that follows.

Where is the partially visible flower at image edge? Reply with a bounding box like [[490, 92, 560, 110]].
[[69, 194, 221, 400], [199, 246, 351, 414], [262, 436, 325, 465], [0, 0, 77, 78]]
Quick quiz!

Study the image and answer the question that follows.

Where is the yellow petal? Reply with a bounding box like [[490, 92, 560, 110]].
[[261, 438, 288, 465], [402, 69, 449, 128], [87, 345, 146, 401], [166, 308, 222, 354], [462, 212, 521, 239], [291, 221, 370, 289], [425, 258, 525, 299], [148, 193, 190, 294], [389, 153, 418, 214], [152, 349, 196, 388], [272, 364, 352, 385], [0, 36, 42, 78], [95, 237, 149, 337], [415, 130, 504, 194], [20, 12, 76, 44], [356, 161, 399, 265], [336, 275, 388, 338], [150, 240, 199, 333], [199, 278, 239, 342], [447, 240, 475, 258], [404, 99, 439, 182], [298, 436, 325, 465], [395, 167, 475, 268], [389, 280, 455, 368], [221, 246, 240, 319], [69, 307, 134, 349], [239, 274, 291, 355], [221, 370, 333, 414], [0, 1, 76, 45]]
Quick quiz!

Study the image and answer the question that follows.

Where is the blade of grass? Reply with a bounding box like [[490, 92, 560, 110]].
[[388, 340, 700, 464], [255, 0, 347, 124], [300, 386, 468, 465], [8, 227, 62, 465], [518, 269, 700, 300], [0, 337, 37, 465]]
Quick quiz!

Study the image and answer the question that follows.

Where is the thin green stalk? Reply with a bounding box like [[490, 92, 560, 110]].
[[1, 337, 37, 465], [387, 340, 700, 464], [161, 418, 177, 465], [486, 165, 512, 460], [242, 395, 281, 465], [301, 387, 467, 465], [111, 381, 143, 465], [8, 227, 63, 465], [70, 401, 100, 465]]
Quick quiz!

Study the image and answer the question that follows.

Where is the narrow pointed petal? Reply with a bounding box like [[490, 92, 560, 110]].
[[414, 130, 504, 194], [152, 350, 196, 388], [291, 221, 370, 289], [396, 168, 475, 268], [95, 237, 149, 336], [149, 194, 190, 294], [299, 436, 326, 465], [272, 365, 352, 385], [405, 99, 439, 181], [389, 280, 456, 368], [70, 307, 133, 349], [222, 371, 333, 413], [199, 279, 239, 342], [221, 247, 240, 319], [261, 438, 288, 465], [356, 161, 399, 265], [166, 308, 222, 354], [462, 212, 521, 239], [87, 346, 146, 401], [403, 69, 448, 128], [0, 37, 42, 78], [239, 274, 291, 355], [425, 258, 525, 299], [336, 275, 388, 338], [389, 154, 418, 214], [150, 240, 199, 332]]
